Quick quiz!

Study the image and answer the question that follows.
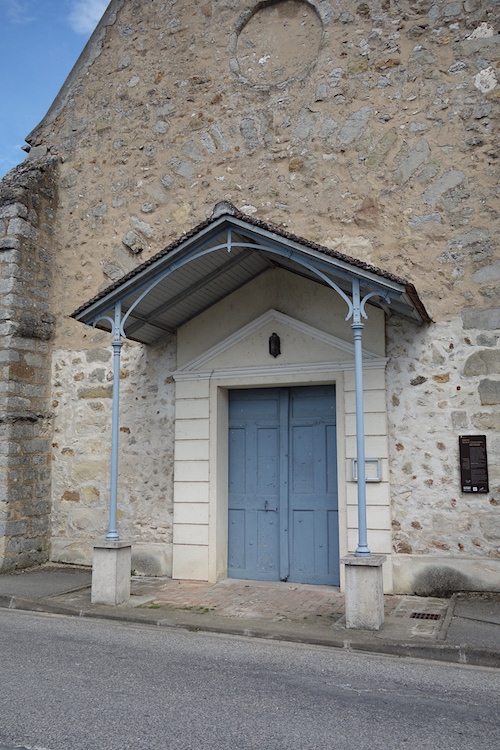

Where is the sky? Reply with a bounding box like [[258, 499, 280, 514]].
[[0, 0, 109, 178]]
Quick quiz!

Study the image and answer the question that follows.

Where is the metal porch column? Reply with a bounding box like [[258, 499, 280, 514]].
[[351, 279, 370, 556], [106, 302, 123, 541]]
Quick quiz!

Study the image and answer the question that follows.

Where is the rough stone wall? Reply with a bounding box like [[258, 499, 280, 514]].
[[0, 158, 58, 571], [16, 0, 498, 583], [386, 316, 499, 577], [51, 340, 176, 573], [25, 0, 499, 333]]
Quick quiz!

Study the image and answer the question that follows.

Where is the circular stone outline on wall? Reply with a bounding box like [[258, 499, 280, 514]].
[[229, 0, 324, 89]]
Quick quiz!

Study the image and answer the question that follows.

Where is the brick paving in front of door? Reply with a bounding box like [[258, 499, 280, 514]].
[[130, 577, 449, 639], [133, 578, 401, 624]]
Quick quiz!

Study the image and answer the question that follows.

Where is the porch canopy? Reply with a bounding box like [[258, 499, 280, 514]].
[[72, 201, 429, 342], [71, 201, 429, 552]]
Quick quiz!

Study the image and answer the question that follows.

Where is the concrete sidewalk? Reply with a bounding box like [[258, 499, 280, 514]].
[[1, 564, 499, 668]]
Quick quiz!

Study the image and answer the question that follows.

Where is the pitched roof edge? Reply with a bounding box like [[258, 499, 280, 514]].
[[26, 1, 127, 146]]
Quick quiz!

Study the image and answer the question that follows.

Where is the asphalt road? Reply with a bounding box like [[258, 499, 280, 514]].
[[0, 608, 499, 750]]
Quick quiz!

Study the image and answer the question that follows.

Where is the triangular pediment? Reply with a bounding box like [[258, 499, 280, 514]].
[[174, 310, 384, 378]]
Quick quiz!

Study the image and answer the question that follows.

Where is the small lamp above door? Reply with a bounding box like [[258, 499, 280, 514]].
[[269, 332, 281, 358]]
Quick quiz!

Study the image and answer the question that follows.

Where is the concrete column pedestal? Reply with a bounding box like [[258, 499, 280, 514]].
[[91, 541, 131, 605], [341, 555, 386, 630]]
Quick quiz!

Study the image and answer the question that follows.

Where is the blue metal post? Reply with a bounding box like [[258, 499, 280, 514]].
[[351, 279, 370, 556], [106, 302, 123, 541]]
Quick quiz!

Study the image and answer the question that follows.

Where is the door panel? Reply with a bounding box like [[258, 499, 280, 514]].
[[228, 390, 281, 581], [228, 386, 338, 585], [288, 387, 339, 584]]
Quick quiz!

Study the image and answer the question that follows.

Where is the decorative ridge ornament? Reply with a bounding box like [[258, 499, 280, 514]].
[[211, 201, 238, 219]]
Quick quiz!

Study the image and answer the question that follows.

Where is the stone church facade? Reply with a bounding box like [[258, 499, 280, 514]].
[[0, 0, 498, 594]]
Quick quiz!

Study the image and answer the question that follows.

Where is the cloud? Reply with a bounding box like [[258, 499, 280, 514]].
[[68, 0, 109, 35], [4, 0, 36, 24]]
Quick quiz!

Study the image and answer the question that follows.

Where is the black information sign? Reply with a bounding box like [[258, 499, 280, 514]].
[[459, 435, 489, 493]]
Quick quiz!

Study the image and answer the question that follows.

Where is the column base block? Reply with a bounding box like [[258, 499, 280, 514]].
[[91, 541, 131, 606], [341, 555, 386, 630]]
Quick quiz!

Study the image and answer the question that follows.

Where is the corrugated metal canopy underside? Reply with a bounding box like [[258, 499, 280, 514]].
[[72, 208, 430, 345]]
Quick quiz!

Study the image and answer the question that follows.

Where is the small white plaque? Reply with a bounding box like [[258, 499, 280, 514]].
[[351, 458, 382, 482]]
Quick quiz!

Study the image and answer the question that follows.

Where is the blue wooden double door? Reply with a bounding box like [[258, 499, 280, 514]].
[[228, 386, 339, 585]]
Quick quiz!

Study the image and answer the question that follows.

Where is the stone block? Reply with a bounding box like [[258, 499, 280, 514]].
[[7, 484, 32, 502], [451, 410, 468, 430], [23, 439, 50, 454], [122, 231, 143, 254], [174, 440, 209, 461], [240, 118, 259, 151], [338, 106, 372, 145], [345, 412, 387, 437], [0, 440, 21, 457], [464, 349, 500, 376], [479, 514, 500, 542], [408, 213, 442, 228], [0, 519, 27, 536], [422, 170, 465, 205], [341, 555, 386, 630], [130, 215, 154, 237], [9, 423, 35, 439], [461, 307, 500, 331], [172, 543, 209, 581], [0, 238, 21, 251], [347, 528, 392, 554], [77, 385, 112, 399], [27, 146, 48, 160], [91, 542, 131, 605], [393, 139, 430, 185], [345, 435, 388, 460], [73, 461, 108, 482], [131, 542, 172, 577], [29, 516, 50, 534], [35, 482, 51, 498], [0, 204, 28, 220], [21, 499, 50, 517], [173, 502, 209, 525], [478, 379, 500, 405], [17, 312, 54, 341], [472, 412, 499, 430], [174, 460, 209, 482], [7, 218, 38, 241], [346, 505, 391, 531], [175, 379, 210, 399], [173, 523, 209, 546], [86, 348, 111, 363], [23, 353, 44, 368], [175, 398, 210, 419], [174, 418, 210, 441], [173, 481, 209, 503], [472, 260, 500, 283], [50, 540, 92, 567], [31, 454, 49, 466], [7, 534, 43, 554]]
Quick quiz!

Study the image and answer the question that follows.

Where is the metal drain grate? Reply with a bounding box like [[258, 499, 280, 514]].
[[410, 612, 441, 620]]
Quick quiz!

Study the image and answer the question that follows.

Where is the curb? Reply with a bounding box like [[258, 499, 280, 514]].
[[2, 595, 500, 670]]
